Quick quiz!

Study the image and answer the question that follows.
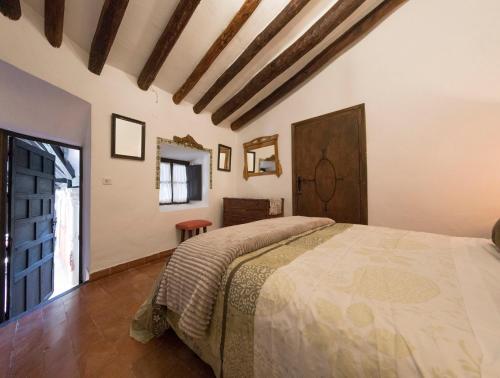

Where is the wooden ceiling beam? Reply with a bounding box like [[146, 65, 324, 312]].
[[193, 0, 311, 114], [211, 0, 366, 125], [172, 0, 261, 105], [44, 0, 65, 48], [88, 0, 129, 75], [0, 0, 21, 20], [137, 0, 201, 91], [231, 0, 407, 130]]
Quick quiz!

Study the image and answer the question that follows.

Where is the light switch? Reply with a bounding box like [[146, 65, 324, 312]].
[[102, 178, 112, 185]]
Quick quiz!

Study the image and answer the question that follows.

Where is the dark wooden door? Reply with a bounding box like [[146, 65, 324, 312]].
[[292, 104, 367, 224], [8, 139, 56, 317], [0, 131, 7, 322]]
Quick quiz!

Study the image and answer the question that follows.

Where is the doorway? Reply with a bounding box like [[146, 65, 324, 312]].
[[1, 130, 82, 321], [292, 104, 368, 224]]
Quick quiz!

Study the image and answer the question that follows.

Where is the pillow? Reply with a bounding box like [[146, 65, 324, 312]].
[[493, 219, 500, 249]]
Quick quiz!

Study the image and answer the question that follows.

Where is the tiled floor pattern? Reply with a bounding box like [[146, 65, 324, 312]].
[[0, 260, 214, 378]]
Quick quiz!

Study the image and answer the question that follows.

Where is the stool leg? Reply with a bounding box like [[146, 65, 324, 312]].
[[203, 226, 207, 233], [181, 230, 185, 243], [188, 230, 193, 239], [196, 228, 200, 235]]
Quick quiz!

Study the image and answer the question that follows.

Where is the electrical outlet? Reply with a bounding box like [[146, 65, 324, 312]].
[[102, 178, 112, 185]]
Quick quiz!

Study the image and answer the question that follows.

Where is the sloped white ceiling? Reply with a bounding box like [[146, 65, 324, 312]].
[[22, 0, 383, 124]]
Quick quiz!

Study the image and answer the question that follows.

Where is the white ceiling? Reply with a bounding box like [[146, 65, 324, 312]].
[[22, 0, 383, 124]]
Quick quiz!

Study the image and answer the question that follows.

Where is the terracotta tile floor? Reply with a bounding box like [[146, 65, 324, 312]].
[[0, 260, 214, 378]]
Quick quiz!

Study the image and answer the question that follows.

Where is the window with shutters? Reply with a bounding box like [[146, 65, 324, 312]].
[[159, 158, 202, 205], [158, 145, 209, 212]]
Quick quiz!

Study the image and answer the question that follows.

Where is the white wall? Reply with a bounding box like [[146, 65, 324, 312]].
[[0, 58, 93, 279], [0, 60, 91, 145], [2, 0, 499, 281], [236, 0, 500, 238], [0, 5, 238, 273]]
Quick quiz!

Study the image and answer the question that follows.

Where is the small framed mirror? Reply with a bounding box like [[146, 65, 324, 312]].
[[111, 113, 145, 161], [243, 134, 282, 180], [217, 144, 232, 172], [246, 151, 256, 173]]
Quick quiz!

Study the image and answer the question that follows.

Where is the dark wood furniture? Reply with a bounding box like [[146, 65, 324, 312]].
[[176, 219, 212, 242], [223, 198, 284, 227]]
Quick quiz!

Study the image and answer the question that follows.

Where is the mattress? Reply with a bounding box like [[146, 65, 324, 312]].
[[132, 221, 500, 377]]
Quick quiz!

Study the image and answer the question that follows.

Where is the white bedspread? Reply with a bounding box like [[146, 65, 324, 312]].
[[254, 225, 500, 377]]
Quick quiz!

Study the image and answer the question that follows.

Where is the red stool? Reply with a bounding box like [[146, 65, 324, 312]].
[[176, 219, 212, 242]]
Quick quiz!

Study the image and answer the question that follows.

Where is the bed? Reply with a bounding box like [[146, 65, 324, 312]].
[[131, 216, 500, 377]]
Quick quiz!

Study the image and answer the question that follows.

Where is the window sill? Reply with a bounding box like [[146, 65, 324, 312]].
[[159, 201, 208, 212]]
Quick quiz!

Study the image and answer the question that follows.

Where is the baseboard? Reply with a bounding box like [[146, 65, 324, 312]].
[[89, 249, 175, 281]]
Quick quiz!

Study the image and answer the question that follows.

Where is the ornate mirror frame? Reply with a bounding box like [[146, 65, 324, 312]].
[[156, 135, 213, 189], [243, 134, 282, 180]]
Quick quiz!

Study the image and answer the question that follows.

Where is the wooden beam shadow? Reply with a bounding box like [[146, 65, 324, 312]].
[[45, 0, 65, 48], [137, 0, 202, 91], [0, 0, 21, 20], [193, 0, 311, 114], [231, 0, 408, 130], [211, 0, 366, 125], [172, 0, 261, 105], [88, 0, 129, 75]]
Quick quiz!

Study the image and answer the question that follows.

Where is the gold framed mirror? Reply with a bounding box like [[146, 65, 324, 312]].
[[243, 134, 282, 180]]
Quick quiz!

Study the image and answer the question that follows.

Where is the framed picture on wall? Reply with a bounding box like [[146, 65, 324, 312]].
[[111, 113, 145, 161]]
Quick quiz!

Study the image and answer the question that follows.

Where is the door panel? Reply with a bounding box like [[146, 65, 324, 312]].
[[292, 105, 367, 224], [0, 131, 7, 322], [9, 139, 56, 317]]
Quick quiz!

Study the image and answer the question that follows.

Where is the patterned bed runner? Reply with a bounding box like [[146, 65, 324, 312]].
[[157, 216, 334, 339], [131, 223, 350, 377]]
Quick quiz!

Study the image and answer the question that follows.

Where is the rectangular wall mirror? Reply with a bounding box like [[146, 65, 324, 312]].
[[256, 146, 276, 172], [111, 113, 145, 161], [217, 144, 232, 172], [243, 134, 282, 180], [246, 151, 255, 173]]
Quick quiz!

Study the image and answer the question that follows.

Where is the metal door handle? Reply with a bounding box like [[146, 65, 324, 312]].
[[297, 176, 302, 194]]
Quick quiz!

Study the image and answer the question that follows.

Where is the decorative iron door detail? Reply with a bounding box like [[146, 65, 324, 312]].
[[297, 149, 344, 213]]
